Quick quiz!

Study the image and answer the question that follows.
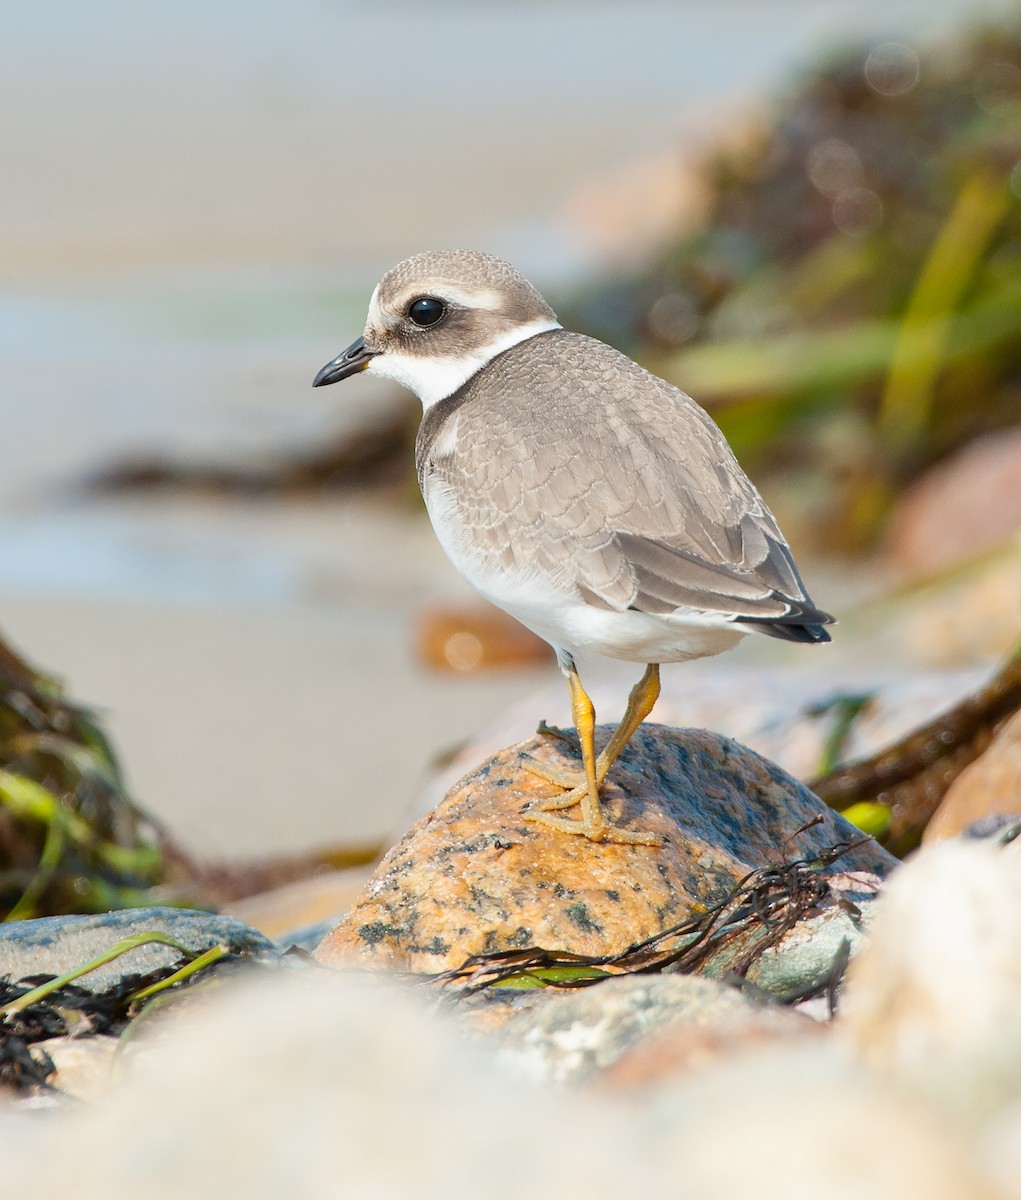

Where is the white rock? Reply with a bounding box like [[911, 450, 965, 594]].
[[0, 970, 658, 1200], [654, 1044, 997, 1200], [0, 966, 1003, 1199], [841, 839, 1021, 1118]]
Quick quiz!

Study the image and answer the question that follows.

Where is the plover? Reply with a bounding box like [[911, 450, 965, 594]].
[[314, 250, 833, 846]]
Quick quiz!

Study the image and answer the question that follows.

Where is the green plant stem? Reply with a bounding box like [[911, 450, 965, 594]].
[[127, 945, 228, 1003], [0, 931, 202, 1016], [878, 170, 1013, 451], [4, 811, 66, 923]]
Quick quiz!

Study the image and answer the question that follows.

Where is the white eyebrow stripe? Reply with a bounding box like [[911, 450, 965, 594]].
[[431, 285, 504, 311], [371, 283, 505, 326]]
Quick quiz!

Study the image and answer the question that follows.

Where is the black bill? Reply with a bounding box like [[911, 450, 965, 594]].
[[313, 337, 379, 387]]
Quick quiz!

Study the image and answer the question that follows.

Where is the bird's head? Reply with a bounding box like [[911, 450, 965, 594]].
[[313, 250, 560, 407]]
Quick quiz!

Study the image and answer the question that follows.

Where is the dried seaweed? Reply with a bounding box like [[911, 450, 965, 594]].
[[84, 403, 417, 499], [432, 826, 867, 1000], [0, 632, 172, 920]]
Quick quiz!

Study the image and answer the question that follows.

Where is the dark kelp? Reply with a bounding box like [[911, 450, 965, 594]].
[[0, 632, 172, 921]]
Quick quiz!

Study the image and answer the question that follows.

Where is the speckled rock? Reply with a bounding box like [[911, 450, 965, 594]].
[[0, 908, 277, 993], [316, 725, 895, 973], [411, 662, 987, 825], [924, 710, 1021, 843], [463, 974, 814, 1087]]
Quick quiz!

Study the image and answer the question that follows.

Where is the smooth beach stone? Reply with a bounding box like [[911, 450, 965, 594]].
[[0, 971, 662, 1199], [0, 968, 995, 1200], [467, 974, 815, 1087], [0, 907, 278, 993], [841, 837, 1021, 1120], [698, 869, 884, 999], [39, 1035, 120, 1103], [655, 1042, 997, 1200], [316, 725, 896, 973], [924, 708, 1021, 843]]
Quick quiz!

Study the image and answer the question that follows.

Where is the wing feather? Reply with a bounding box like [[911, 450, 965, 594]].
[[417, 330, 833, 631]]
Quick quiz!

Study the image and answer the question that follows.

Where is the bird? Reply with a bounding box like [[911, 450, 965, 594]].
[[314, 250, 833, 847]]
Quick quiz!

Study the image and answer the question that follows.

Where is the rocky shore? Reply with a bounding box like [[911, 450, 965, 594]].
[[2, 662, 1021, 1196]]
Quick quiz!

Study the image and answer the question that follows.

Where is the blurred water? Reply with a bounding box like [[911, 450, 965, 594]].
[[4, 0, 1014, 281]]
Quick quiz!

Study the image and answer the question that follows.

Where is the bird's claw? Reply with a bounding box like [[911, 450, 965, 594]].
[[525, 807, 663, 846]]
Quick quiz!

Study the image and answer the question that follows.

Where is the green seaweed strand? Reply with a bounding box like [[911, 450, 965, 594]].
[[0, 931, 210, 1017]]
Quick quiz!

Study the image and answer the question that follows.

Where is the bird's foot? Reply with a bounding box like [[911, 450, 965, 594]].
[[522, 756, 587, 795], [522, 759, 663, 845], [527, 778, 588, 811], [523, 747, 621, 794], [525, 806, 663, 846]]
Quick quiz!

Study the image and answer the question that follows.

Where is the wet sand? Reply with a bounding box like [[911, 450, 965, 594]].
[[0, 497, 557, 857]]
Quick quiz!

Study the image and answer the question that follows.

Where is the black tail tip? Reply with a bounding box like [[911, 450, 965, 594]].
[[737, 617, 834, 644]]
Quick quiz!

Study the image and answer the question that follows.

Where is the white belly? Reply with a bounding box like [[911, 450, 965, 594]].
[[423, 480, 746, 665]]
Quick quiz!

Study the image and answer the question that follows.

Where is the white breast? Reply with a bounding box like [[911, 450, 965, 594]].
[[422, 478, 746, 666]]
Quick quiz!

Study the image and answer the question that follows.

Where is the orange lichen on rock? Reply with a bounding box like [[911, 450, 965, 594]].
[[315, 725, 894, 973]]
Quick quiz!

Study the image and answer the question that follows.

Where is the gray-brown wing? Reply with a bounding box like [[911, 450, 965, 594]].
[[420, 330, 831, 629]]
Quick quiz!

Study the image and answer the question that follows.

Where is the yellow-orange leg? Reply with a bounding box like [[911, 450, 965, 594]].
[[525, 663, 663, 846]]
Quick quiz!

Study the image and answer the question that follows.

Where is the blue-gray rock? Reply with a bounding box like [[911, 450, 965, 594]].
[[277, 918, 343, 954], [0, 908, 278, 994], [699, 870, 883, 1000]]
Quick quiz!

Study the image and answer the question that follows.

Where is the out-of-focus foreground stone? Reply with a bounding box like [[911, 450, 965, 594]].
[[841, 838, 1021, 1119], [0, 970, 998, 1200], [316, 725, 894, 973], [924, 710, 1021, 843], [463, 974, 815, 1088]]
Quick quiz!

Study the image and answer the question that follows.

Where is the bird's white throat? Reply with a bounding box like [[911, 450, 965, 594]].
[[366, 317, 561, 408]]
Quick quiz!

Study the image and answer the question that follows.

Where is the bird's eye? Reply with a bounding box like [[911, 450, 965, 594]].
[[407, 297, 446, 327]]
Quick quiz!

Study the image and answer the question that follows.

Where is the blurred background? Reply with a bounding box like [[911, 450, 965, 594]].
[[2, 0, 1020, 894]]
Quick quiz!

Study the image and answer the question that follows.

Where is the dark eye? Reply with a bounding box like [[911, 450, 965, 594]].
[[407, 297, 446, 327]]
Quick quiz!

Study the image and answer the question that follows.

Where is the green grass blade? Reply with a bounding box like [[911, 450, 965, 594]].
[[0, 931, 201, 1016]]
